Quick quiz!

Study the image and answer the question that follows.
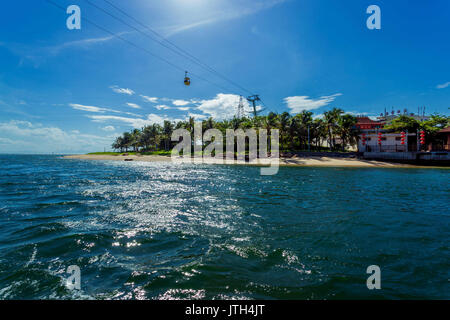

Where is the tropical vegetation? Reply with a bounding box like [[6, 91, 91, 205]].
[[111, 110, 449, 154], [384, 114, 450, 141], [111, 108, 360, 153]]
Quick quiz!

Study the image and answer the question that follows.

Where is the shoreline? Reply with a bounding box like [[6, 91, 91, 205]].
[[62, 154, 426, 168]]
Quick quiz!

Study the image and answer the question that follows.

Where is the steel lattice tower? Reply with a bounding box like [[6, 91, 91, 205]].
[[237, 95, 245, 119]]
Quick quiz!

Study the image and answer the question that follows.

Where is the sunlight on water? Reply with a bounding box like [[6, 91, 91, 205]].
[[0, 155, 449, 299]]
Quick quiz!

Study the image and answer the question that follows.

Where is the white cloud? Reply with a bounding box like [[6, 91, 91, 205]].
[[345, 111, 369, 116], [188, 113, 207, 120], [436, 82, 450, 89], [101, 126, 115, 132], [0, 120, 114, 154], [89, 115, 149, 128], [126, 102, 141, 109], [110, 85, 135, 95], [69, 104, 106, 113], [177, 107, 191, 111], [88, 114, 184, 128], [0, 31, 134, 67], [49, 32, 132, 54], [140, 95, 158, 103], [147, 114, 182, 125], [245, 105, 263, 114], [156, 105, 172, 110], [163, 0, 287, 37], [172, 99, 190, 106], [196, 93, 249, 120], [284, 93, 342, 114], [44, 31, 134, 55], [68, 103, 142, 117], [0, 137, 15, 145]]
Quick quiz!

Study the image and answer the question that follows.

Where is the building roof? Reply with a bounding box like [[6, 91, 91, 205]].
[[438, 126, 450, 133], [356, 116, 382, 125]]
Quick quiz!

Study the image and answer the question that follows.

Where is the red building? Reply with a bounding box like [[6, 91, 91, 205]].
[[355, 116, 384, 130]]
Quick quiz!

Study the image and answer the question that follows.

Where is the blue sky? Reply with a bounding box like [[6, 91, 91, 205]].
[[0, 0, 449, 153]]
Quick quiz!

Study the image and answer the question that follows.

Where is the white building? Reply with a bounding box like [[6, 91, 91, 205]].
[[358, 132, 418, 153]]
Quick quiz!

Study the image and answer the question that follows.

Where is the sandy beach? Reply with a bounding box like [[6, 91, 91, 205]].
[[63, 154, 411, 167], [64, 154, 172, 163]]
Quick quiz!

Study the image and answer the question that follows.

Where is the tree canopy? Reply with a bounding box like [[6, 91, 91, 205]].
[[112, 109, 361, 153], [384, 114, 450, 137], [112, 111, 449, 153]]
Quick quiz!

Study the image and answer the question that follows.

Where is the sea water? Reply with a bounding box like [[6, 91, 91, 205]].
[[0, 155, 448, 299]]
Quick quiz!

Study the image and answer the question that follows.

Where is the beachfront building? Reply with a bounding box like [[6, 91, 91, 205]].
[[436, 127, 450, 151], [355, 116, 384, 131], [355, 115, 450, 153], [357, 132, 419, 153], [355, 116, 450, 164], [355, 115, 420, 153]]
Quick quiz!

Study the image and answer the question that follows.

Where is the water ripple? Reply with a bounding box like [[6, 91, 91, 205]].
[[0, 155, 448, 299]]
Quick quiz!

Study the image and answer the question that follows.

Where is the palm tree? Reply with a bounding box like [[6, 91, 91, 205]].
[[204, 117, 215, 131], [263, 112, 279, 152], [112, 136, 124, 152], [112, 108, 444, 155], [296, 111, 313, 150], [311, 118, 327, 150], [231, 116, 242, 131], [278, 112, 291, 151], [121, 132, 133, 152], [131, 129, 142, 152], [151, 124, 162, 150], [288, 116, 301, 150], [337, 114, 358, 151], [324, 108, 344, 151], [140, 126, 152, 152], [162, 120, 174, 151]]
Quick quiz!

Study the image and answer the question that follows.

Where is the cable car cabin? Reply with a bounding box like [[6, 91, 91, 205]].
[[184, 72, 190, 86]]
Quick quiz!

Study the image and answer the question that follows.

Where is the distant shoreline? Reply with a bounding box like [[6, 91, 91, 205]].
[[63, 153, 422, 168]]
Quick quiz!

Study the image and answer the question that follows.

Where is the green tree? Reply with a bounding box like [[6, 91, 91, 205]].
[[384, 115, 420, 132], [111, 107, 393, 155], [162, 120, 174, 151], [278, 112, 291, 151], [295, 111, 313, 150], [337, 114, 358, 151], [112, 136, 124, 152], [311, 118, 327, 150], [131, 129, 142, 152], [324, 108, 344, 150], [121, 132, 133, 152]]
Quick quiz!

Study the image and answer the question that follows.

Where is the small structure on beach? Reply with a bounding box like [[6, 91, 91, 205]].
[[357, 132, 418, 153], [354, 116, 384, 130], [436, 127, 450, 151], [355, 116, 450, 164]]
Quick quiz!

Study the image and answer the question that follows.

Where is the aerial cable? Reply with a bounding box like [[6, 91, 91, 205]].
[[45, 0, 234, 94], [84, 0, 204, 68], [258, 97, 271, 113], [99, 0, 256, 96]]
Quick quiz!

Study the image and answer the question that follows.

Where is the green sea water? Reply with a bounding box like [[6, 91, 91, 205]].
[[0, 155, 448, 299]]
